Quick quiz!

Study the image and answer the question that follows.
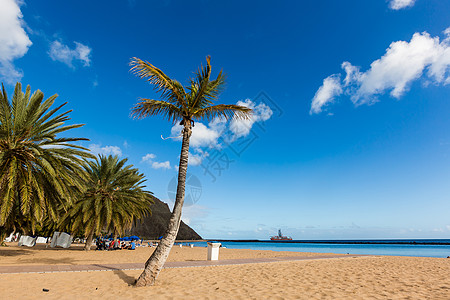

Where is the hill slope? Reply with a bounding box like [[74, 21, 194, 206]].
[[127, 197, 202, 240]]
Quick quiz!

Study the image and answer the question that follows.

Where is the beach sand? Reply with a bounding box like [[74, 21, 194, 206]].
[[1, 243, 449, 299], [0, 243, 335, 265]]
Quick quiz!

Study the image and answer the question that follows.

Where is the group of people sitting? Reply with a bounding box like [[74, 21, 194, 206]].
[[95, 238, 137, 250]]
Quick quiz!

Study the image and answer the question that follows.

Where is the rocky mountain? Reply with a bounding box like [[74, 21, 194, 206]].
[[127, 197, 202, 240]]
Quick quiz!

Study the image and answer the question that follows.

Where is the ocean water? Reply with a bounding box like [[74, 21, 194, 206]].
[[189, 240, 450, 258]]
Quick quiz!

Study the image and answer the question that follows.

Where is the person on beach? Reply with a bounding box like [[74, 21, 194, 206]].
[[96, 238, 106, 250], [108, 239, 120, 250], [129, 241, 136, 250]]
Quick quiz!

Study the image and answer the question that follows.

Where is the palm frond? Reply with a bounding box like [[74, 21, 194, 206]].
[[0, 82, 91, 232], [131, 56, 251, 126], [129, 57, 187, 109], [193, 104, 252, 122], [64, 155, 153, 237], [188, 56, 227, 110], [131, 99, 182, 123]]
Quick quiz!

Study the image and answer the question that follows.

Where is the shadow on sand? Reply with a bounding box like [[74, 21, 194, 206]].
[[113, 270, 137, 285], [18, 257, 80, 265], [0, 249, 30, 257]]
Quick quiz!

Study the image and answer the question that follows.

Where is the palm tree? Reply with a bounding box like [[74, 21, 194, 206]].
[[60, 155, 154, 250], [130, 56, 252, 286], [0, 83, 92, 234]]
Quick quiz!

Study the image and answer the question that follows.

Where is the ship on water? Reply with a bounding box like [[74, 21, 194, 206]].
[[270, 229, 292, 241]]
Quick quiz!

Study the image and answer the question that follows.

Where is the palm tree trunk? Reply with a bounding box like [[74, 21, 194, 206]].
[[135, 125, 191, 287], [84, 230, 94, 251], [0, 230, 7, 246]]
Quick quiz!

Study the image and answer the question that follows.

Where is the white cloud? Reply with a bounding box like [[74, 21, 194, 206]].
[[189, 154, 203, 166], [141, 153, 156, 162], [310, 75, 343, 114], [311, 28, 450, 114], [342, 61, 360, 86], [208, 117, 227, 136], [171, 122, 221, 148], [171, 99, 272, 148], [170, 126, 210, 166], [141, 153, 171, 170], [151, 161, 171, 169], [188, 149, 208, 166], [169, 99, 273, 166], [349, 32, 443, 104], [389, 0, 416, 10], [49, 40, 91, 68], [229, 99, 273, 139], [428, 28, 450, 85], [0, 0, 32, 84], [89, 144, 122, 156]]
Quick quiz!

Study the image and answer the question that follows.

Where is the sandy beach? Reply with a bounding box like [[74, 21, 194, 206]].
[[0, 243, 336, 265], [0, 243, 449, 299]]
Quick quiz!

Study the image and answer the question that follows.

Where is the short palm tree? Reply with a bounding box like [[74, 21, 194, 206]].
[[130, 56, 252, 286], [0, 83, 92, 234], [60, 155, 154, 250]]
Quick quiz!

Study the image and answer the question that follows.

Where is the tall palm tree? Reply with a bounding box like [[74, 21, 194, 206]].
[[60, 155, 154, 250], [0, 83, 92, 234], [130, 56, 252, 286]]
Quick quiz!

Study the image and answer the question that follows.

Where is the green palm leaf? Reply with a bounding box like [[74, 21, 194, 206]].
[[0, 82, 93, 233], [60, 155, 153, 243]]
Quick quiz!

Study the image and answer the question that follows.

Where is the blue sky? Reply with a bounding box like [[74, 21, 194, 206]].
[[1, 0, 450, 239]]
